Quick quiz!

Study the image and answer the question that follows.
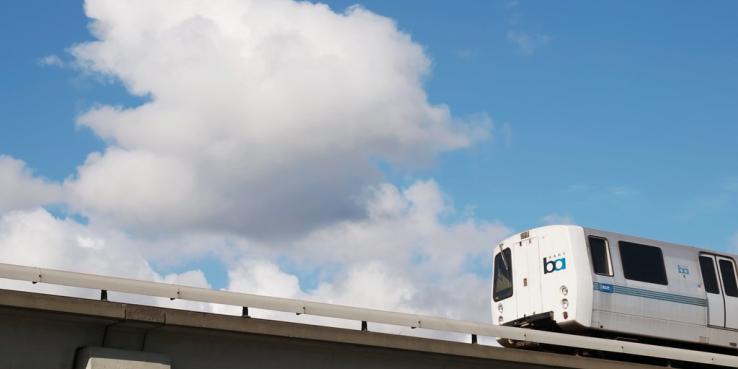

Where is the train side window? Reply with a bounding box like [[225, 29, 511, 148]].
[[618, 241, 668, 285], [699, 256, 720, 294], [493, 248, 513, 302], [588, 236, 613, 276], [718, 259, 738, 297]]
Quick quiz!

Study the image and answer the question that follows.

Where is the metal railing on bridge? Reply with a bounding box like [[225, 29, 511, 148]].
[[0, 262, 735, 367]]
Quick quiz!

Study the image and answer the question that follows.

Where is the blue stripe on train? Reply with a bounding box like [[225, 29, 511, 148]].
[[593, 282, 708, 307]]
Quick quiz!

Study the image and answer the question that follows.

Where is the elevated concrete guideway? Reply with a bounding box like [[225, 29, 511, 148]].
[[0, 288, 660, 369], [2, 262, 736, 367]]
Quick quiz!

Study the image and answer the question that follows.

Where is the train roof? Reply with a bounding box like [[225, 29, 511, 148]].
[[504, 224, 738, 259]]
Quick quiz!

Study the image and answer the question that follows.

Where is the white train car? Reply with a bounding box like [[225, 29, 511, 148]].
[[491, 225, 738, 351]]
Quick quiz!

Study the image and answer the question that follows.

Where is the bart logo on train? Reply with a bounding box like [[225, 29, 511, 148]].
[[543, 257, 567, 274]]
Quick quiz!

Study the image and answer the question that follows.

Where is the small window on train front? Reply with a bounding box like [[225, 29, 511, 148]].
[[588, 236, 613, 276], [699, 256, 720, 294], [718, 259, 738, 298], [493, 248, 513, 302], [619, 241, 668, 285]]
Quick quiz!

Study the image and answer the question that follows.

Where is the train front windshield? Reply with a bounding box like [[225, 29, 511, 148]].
[[493, 248, 513, 301]]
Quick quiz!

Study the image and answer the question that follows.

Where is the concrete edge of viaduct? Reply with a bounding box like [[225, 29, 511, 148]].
[[0, 288, 659, 369]]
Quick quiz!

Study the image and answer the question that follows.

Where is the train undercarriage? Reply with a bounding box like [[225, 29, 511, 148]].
[[496, 311, 737, 368]]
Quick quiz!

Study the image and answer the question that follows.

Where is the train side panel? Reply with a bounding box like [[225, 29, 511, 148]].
[[583, 228, 738, 349]]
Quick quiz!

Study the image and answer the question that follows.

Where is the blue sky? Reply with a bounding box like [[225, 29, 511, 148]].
[[333, 0, 738, 249], [0, 0, 737, 307], [3, 1, 736, 249]]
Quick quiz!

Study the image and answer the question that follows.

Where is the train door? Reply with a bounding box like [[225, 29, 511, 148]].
[[699, 254, 724, 327], [700, 254, 738, 329], [716, 256, 738, 330], [513, 237, 543, 317]]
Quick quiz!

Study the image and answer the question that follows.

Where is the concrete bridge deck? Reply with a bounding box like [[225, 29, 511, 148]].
[[0, 288, 662, 369]]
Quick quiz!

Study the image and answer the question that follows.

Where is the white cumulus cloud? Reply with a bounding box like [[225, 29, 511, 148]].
[[225, 180, 510, 324], [0, 0, 508, 341], [0, 156, 62, 213], [0, 208, 211, 311], [62, 0, 489, 238]]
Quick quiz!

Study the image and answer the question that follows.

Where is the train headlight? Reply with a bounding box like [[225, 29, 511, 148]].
[[560, 285, 568, 296], [498, 316, 504, 324], [561, 298, 569, 310], [498, 304, 503, 313]]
